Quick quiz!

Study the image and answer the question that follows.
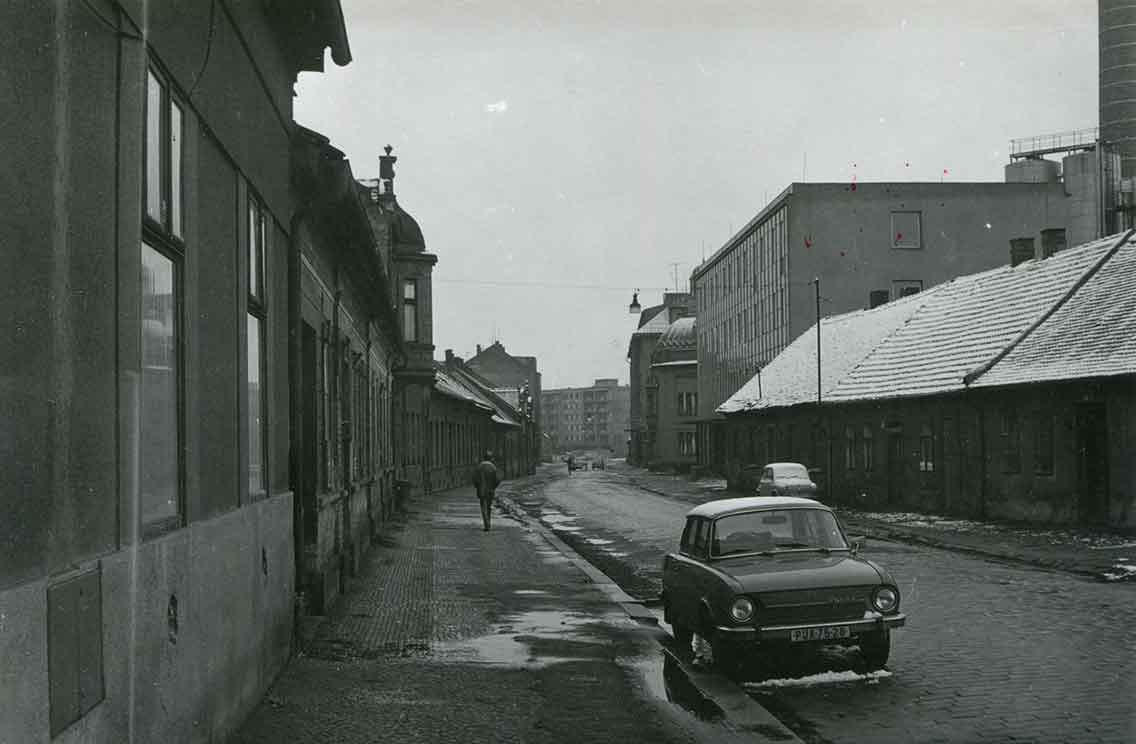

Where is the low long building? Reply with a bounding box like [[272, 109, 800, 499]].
[[718, 232, 1136, 527]]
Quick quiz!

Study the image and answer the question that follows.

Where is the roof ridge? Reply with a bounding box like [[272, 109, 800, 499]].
[[962, 229, 1134, 386]]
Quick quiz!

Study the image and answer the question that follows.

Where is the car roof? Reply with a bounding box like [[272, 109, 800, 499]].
[[766, 462, 808, 471], [686, 496, 828, 518]]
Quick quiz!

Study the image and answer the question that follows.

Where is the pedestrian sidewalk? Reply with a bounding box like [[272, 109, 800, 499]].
[[607, 462, 1136, 583], [231, 484, 757, 744]]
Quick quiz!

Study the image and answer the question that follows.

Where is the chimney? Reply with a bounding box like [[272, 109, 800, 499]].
[[378, 145, 397, 203], [1009, 237, 1036, 267], [476, 344, 482, 355], [445, 349, 454, 364], [1040, 228, 1067, 259]]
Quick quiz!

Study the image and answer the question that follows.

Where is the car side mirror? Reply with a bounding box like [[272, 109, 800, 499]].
[[848, 535, 865, 556]]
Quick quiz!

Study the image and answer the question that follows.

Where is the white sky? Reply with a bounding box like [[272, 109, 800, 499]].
[[295, 0, 1097, 389]]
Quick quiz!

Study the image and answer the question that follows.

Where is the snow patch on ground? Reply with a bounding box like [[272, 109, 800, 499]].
[[539, 512, 577, 525], [846, 509, 1136, 549], [585, 537, 614, 546], [1102, 563, 1136, 581], [744, 669, 893, 690]]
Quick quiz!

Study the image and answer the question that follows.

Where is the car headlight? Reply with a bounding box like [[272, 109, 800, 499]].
[[872, 586, 899, 613], [729, 596, 755, 623]]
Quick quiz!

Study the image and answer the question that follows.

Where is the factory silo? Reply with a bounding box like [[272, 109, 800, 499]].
[[1101, 0, 1136, 177]]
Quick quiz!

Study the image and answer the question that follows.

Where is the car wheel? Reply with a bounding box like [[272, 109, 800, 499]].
[[671, 621, 694, 654], [860, 627, 890, 671], [700, 609, 744, 679]]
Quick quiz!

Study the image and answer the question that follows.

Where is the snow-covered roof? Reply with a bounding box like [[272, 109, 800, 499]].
[[631, 307, 674, 336], [718, 287, 938, 413], [971, 234, 1136, 388], [435, 366, 521, 427], [718, 231, 1134, 412]]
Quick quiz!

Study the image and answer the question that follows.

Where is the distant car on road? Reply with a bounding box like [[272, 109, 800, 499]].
[[661, 496, 905, 676], [757, 462, 818, 499], [592, 457, 606, 470]]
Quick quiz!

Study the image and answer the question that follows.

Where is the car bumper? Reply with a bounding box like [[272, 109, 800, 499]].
[[716, 611, 906, 642]]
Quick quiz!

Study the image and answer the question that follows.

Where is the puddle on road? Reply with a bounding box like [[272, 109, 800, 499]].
[[433, 608, 629, 668]]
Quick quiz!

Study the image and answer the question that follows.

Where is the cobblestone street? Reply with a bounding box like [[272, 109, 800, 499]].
[[505, 464, 1136, 744]]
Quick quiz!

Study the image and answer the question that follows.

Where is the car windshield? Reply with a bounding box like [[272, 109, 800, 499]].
[[711, 508, 847, 557], [774, 464, 809, 479]]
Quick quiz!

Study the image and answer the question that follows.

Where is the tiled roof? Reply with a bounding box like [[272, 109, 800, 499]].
[[652, 316, 697, 364], [827, 235, 1120, 402], [718, 288, 937, 413], [719, 232, 1133, 413], [971, 235, 1136, 388], [435, 365, 521, 427], [632, 306, 673, 336]]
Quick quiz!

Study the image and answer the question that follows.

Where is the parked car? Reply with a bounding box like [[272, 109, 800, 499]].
[[661, 496, 905, 676], [757, 462, 818, 499]]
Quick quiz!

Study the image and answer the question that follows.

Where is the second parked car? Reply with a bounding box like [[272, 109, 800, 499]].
[[757, 462, 818, 499]]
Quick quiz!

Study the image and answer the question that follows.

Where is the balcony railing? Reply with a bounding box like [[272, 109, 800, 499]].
[[1009, 128, 1099, 160]]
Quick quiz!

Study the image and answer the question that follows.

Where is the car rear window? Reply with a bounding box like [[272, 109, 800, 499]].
[[775, 464, 809, 479], [711, 509, 846, 557]]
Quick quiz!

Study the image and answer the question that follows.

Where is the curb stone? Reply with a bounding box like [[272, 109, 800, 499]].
[[495, 492, 804, 744]]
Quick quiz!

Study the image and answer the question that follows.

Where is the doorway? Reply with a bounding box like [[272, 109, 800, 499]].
[[1074, 403, 1109, 523]]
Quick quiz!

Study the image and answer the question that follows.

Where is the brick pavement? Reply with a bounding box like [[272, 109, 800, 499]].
[[231, 484, 759, 744]]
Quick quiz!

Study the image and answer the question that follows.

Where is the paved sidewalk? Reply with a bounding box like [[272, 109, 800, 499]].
[[607, 462, 1136, 582], [231, 484, 757, 744]]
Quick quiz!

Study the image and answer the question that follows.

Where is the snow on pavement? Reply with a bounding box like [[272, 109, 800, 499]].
[[744, 669, 893, 690]]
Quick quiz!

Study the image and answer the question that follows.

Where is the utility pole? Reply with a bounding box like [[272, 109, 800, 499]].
[[814, 277, 821, 403]]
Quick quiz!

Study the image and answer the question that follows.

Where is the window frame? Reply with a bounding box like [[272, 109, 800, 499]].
[[246, 193, 269, 501], [403, 278, 418, 342], [144, 64, 184, 242], [890, 211, 923, 250]]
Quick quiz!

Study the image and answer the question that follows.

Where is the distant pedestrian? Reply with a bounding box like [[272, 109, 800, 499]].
[[471, 450, 501, 531], [566, 453, 575, 475]]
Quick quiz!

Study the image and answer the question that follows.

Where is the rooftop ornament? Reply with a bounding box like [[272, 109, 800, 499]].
[[629, 290, 641, 314]]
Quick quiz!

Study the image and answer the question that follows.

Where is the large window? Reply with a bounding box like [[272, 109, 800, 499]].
[[140, 243, 180, 530], [140, 62, 185, 534], [247, 196, 268, 498], [678, 392, 697, 417], [678, 431, 697, 456], [403, 279, 418, 341]]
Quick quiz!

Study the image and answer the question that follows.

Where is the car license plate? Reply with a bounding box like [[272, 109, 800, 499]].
[[790, 626, 851, 642]]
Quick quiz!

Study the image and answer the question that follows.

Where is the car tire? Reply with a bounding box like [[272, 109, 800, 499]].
[[860, 627, 890, 671], [671, 622, 694, 654], [700, 609, 745, 679]]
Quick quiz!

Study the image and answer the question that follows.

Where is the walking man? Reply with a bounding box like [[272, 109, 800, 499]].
[[471, 450, 501, 532]]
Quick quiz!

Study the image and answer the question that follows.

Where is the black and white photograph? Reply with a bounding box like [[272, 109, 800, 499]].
[[2, 1, 1134, 742]]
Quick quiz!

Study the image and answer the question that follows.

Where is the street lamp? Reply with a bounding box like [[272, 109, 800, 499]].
[[628, 290, 641, 314]]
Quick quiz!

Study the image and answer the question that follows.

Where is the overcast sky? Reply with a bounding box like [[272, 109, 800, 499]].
[[294, 0, 1096, 389]]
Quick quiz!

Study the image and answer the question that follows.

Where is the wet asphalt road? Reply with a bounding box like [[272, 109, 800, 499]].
[[504, 466, 1136, 744]]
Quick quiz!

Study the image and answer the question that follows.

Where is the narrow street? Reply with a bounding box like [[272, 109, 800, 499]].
[[502, 465, 1136, 744]]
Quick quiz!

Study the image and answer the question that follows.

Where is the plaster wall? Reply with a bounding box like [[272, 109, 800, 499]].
[[0, 494, 294, 744]]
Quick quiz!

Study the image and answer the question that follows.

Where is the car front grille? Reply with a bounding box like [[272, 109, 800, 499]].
[[756, 586, 872, 626]]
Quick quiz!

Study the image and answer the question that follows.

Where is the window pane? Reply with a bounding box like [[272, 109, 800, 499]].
[[146, 71, 163, 223], [248, 200, 260, 300], [141, 243, 178, 524], [247, 314, 266, 496], [403, 280, 416, 300], [170, 100, 183, 237], [403, 302, 417, 341]]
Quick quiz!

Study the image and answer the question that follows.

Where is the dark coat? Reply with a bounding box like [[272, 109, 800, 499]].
[[472, 460, 500, 500]]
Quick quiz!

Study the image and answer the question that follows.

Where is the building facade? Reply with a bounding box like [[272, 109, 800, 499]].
[[649, 318, 699, 470], [465, 341, 542, 473], [717, 232, 1136, 527], [691, 180, 1090, 471], [542, 378, 631, 458], [0, 2, 350, 742], [627, 293, 691, 466]]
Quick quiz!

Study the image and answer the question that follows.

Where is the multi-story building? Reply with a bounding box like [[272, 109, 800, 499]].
[[691, 177, 1107, 472], [626, 293, 692, 466], [649, 318, 699, 470], [542, 378, 631, 457], [0, 3, 350, 741], [717, 232, 1136, 528]]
